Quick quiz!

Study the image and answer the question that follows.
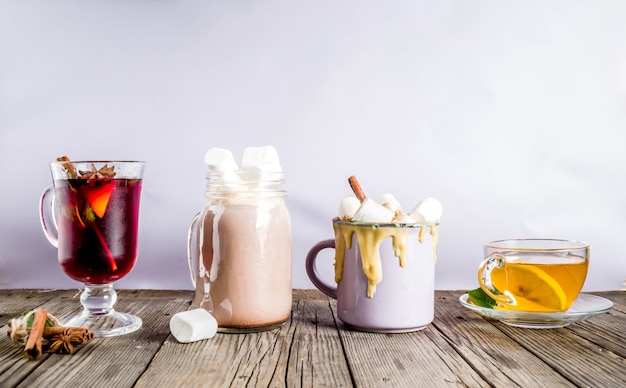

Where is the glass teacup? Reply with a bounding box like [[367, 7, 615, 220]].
[[478, 239, 589, 312]]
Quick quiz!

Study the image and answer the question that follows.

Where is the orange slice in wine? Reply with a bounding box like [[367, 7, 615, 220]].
[[83, 182, 115, 218]]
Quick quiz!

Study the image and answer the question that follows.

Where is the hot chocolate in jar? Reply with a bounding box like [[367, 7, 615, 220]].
[[188, 146, 292, 332]]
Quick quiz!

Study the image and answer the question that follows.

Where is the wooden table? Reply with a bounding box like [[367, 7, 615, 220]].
[[0, 289, 624, 387]]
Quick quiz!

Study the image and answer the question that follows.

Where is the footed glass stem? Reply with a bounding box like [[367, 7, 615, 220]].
[[61, 284, 142, 338]]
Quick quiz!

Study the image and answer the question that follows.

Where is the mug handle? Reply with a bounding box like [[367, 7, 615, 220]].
[[39, 185, 59, 248], [187, 212, 200, 288], [477, 253, 513, 306], [305, 239, 338, 299]]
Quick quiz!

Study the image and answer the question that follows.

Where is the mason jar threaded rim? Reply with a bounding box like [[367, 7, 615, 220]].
[[205, 170, 286, 197]]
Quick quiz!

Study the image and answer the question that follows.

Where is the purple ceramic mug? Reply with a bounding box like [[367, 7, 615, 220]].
[[306, 219, 438, 333]]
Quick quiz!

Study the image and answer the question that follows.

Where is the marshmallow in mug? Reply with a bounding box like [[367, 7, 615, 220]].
[[338, 194, 442, 224], [379, 193, 402, 214], [409, 197, 443, 224], [352, 198, 396, 223], [338, 197, 361, 220]]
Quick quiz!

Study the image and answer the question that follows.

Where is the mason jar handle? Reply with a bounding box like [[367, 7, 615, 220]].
[[39, 185, 59, 248], [187, 212, 200, 288], [477, 253, 512, 305], [305, 239, 338, 299]]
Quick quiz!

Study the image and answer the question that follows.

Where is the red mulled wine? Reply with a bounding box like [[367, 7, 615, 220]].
[[55, 178, 142, 284]]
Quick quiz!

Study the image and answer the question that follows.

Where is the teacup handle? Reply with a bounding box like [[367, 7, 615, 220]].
[[305, 239, 338, 299], [477, 253, 513, 305], [187, 212, 200, 288], [39, 185, 59, 248]]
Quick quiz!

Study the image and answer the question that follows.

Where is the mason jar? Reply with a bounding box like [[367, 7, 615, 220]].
[[188, 171, 292, 332]]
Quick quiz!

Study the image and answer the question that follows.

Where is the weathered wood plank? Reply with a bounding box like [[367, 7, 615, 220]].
[[502, 324, 626, 386], [334, 294, 489, 387], [134, 303, 291, 387], [119, 289, 195, 299], [434, 291, 575, 387], [0, 289, 71, 321], [496, 320, 626, 387], [339, 326, 489, 387], [11, 290, 192, 388], [0, 289, 77, 385], [135, 289, 353, 388], [280, 290, 352, 387], [566, 308, 626, 358], [0, 290, 623, 388]]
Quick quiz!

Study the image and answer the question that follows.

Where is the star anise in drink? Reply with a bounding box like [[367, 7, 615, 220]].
[[78, 163, 117, 180]]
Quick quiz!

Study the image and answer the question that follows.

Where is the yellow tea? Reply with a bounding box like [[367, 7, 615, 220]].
[[491, 256, 588, 312]]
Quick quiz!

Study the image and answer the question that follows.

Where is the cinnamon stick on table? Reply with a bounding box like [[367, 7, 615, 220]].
[[43, 326, 94, 344], [24, 309, 47, 360]]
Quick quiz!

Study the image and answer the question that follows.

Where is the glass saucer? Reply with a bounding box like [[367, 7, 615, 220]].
[[459, 293, 613, 329]]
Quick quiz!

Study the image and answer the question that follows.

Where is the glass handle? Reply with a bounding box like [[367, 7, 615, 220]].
[[39, 185, 59, 248], [477, 253, 511, 305], [187, 212, 200, 288]]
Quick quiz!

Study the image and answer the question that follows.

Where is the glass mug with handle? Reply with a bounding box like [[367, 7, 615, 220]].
[[478, 239, 589, 312], [40, 159, 145, 337]]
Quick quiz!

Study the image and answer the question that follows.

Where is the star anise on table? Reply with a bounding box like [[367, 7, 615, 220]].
[[46, 328, 85, 355]]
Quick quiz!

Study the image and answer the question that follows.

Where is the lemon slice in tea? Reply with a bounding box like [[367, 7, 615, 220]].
[[493, 264, 568, 312]]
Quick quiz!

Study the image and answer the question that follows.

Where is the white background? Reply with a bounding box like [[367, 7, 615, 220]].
[[1, 1, 625, 292]]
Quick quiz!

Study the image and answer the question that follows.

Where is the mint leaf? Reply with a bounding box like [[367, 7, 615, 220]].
[[467, 288, 497, 308], [84, 206, 96, 223], [23, 310, 56, 328]]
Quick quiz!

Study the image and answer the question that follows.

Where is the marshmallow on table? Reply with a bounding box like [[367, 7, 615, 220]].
[[338, 197, 361, 220], [408, 197, 443, 223], [170, 308, 218, 343], [351, 198, 395, 223]]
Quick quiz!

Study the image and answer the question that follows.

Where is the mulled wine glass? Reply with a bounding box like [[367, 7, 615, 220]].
[[40, 160, 145, 337]]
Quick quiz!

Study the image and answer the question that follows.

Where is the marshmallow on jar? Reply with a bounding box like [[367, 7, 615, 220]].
[[204, 147, 239, 172], [204, 147, 242, 188], [188, 169, 292, 332], [239, 145, 283, 190]]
